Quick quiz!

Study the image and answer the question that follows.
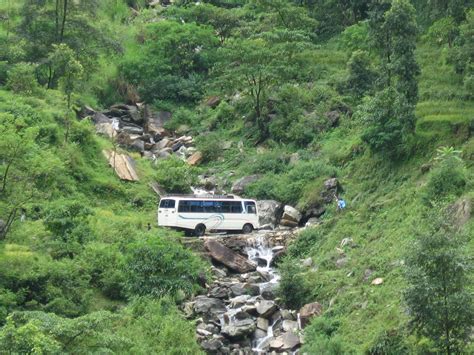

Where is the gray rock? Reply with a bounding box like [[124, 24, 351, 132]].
[[205, 240, 257, 273], [257, 317, 269, 330], [92, 111, 110, 124], [209, 286, 229, 299], [324, 177, 339, 190], [302, 257, 313, 267], [257, 200, 282, 228], [256, 300, 278, 318], [129, 139, 145, 152], [299, 302, 322, 328], [282, 320, 299, 332], [200, 337, 224, 352], [194, 296, 227, 317], [254, 328, 267, 339], [231, 175, 261, 194], [281, 205, 302, 223], [281, 331, 301, 350], [121, 125, 143, 135], [280, 309, 296, 321], [221, 318, 256, 339], [230, 283, 260, 297]]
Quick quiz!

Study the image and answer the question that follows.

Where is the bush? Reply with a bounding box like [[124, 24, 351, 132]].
[[43, 199, 95, 258], [0, 248, 91, 318], [366, 329, 410, 355], [423, 159, 466, 203], [302, 317, 353, 354], [155, 156, 198, 193], [287, 226, 325, 258], [123, 233, 206, 298], [118, 297, 202, 354], [195, 132, 223, 163], [6, 63, 39, 95], [78, 243, 126, 300], [277, 258, 311, 309]]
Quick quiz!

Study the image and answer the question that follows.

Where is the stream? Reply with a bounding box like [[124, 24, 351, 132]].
[[188, 232, 302, 354]]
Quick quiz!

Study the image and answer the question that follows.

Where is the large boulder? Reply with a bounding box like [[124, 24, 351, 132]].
[[281, 205, 302, 223], [231, 175, 261, 195], [221, 318, 256, 339], [256, 300, 278, 318], [280, 205, 302, 227], [299, 302, 322, 328], [146, 111, 172, 135], [257, 200, 282, 229], [205, 240, 257, 273], [193, 296, 227, 317]]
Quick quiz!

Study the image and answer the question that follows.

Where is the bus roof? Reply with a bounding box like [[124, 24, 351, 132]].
[[162, 194, 255, 201]]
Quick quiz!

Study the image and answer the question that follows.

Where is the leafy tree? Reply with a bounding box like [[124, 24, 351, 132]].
[[346, 50, 376, 98], [369, 0, 420, 104], [17, 0, 116, 87], [47, 44, 83, 142], [425, 16, 458, 47], [0, 316, 61, 354], [0, 115, 63, 240], [404, 214, 473, 354], [359, 87, 416, 158], [121, 20, 219, 104], [0, 310, 127, 353], [6, 63, 39, 94], [215, 30, 312, 140], [166, 3, 242, 43]]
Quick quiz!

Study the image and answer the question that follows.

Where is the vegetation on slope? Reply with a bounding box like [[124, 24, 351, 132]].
[[0, 0, 473, 353]]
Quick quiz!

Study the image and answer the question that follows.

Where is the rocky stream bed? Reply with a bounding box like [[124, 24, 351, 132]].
[[182, 231, 322, 355]]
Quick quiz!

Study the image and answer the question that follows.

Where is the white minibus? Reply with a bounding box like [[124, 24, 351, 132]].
[[157, 195, 259, 236]]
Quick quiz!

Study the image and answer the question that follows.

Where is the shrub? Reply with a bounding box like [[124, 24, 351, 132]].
[[277, 258, 311, 309], [423, 158, 466, 203], [155, 156, 198, 193], [123, 233, 206, 298], [119, 297, 202, 354], [195, 132, 223, 163], [43, 199, 95, 258], [302, 317, 353, 354], [0, 316, 61, 354], [6, 63, 39, 95], [366, 329, 410, 355], [78, 243, 126, 300], [287, 226, 325, 258], [0, 249, 91, 318]]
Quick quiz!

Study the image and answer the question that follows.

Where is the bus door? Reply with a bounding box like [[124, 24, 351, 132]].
[[158, 199, 176, 226]]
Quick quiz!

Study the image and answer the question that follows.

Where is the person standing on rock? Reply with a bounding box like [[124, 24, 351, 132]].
[[334, 194, 346, 211]]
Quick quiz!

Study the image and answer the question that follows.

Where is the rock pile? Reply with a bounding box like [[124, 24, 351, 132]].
[[82, 104, 202, 166], [184, 232, 321, 354]]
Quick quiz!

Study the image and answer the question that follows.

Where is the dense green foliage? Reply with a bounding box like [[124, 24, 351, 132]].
[[0, 0, 473, 353]]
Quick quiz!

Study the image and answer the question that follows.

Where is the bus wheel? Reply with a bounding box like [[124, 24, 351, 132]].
[[242, 223, 253, 234], [194, 224, 206, 237]]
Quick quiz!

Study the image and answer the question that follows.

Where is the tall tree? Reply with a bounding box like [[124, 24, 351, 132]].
[[369, 0, 420, 104], [17, 0, 115, 88], [404, 213, 473, 354], [214, 30, 312, 141]]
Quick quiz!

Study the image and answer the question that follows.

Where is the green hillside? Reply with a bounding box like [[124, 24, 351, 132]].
[[0, 0, 473, 354]]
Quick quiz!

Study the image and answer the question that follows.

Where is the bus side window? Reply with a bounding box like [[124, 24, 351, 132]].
[[230, 201, 243, 214], [245, 201, 256, 214], [160, 199, 175, 208]]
